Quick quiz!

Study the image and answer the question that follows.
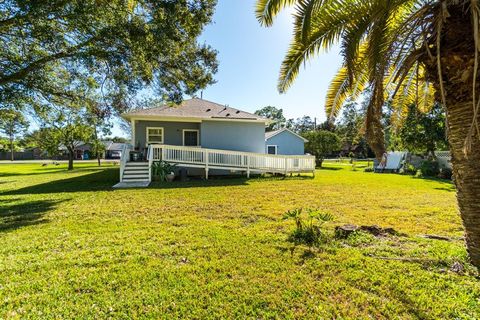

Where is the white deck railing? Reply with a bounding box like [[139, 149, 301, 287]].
[[147, 144, 316, 180]]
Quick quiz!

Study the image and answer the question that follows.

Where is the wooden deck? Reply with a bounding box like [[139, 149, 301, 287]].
[[119, 144, 316, 183]]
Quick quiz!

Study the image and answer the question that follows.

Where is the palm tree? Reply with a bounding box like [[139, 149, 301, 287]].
[[256, 0, 480, 269]]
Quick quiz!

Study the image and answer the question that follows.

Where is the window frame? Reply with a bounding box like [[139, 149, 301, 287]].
[[182, 129, 200, 147], [146, 127, 164, 145], [266, 145, 278, 155]]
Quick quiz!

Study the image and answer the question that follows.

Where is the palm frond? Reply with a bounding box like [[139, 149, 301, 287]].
[[324, 59, 368, 121], [278, 0, 359, 92], [294, 0, 325, 43], [256, 0, 297, 26]]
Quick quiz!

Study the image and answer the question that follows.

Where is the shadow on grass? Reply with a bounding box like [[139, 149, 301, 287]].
[[0, 199, 66, 232], [318, 166, 342, 171], [0, 165, 117, 178], [150, 177, 249, 189], [410, 175, 456, 192], [149, 174, 315, 189], [1, 168, 117, 195], [0, 170, 64, 178]]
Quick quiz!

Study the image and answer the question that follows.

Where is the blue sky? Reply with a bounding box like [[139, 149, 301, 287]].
[[112, 0, 342, 137], [198, 0, 342, 120]]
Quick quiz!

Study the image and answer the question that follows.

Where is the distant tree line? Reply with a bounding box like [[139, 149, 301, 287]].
[[255, 100, 448, 164]]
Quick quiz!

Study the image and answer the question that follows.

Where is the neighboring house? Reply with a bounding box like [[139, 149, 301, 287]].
[[122, 98, 269, 154], [58, 142, 91, 160], [58, 141, 126, 160], [104, 141, 125, 159], [265, 128, 308, 155]]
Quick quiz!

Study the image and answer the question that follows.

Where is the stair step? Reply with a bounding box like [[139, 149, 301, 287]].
[[123, 173, 149, 178], [122, 178, 150, 182], [124, 169, 149, 173], [126, 162, 149, 166], [124, 172, 149, 176]]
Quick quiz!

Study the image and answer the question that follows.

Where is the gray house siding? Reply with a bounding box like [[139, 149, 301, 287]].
[[134, 121, 200, 148], [265, 131, 305, 155], [200, 121, 265, 153]]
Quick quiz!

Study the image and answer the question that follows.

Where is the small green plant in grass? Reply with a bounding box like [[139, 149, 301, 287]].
[[283, 208, 333, 247]]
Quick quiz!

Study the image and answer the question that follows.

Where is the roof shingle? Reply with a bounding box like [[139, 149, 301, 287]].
[[122, 98, 267, 122]]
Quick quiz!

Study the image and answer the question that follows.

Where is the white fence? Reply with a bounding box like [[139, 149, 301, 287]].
[[436, 151, 452, 169]]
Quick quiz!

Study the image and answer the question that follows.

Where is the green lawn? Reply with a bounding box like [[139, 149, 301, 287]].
[[0, 162, 479, 319]]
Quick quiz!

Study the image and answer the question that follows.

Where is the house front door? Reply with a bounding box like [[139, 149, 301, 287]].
[[183, 130, 199, 146]]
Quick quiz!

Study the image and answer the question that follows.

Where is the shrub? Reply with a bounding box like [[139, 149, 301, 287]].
[[152, 160, 177, 181], [420, 160, 440, 177], [364, 167, 374, 173], [402, 163, 417, 175], [438, 167, 453, 180], [282, 208, 333, 247]]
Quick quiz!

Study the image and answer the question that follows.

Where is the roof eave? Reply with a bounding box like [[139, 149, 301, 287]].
[[123, 114, 269, 124], [264, 128, 309, 142]]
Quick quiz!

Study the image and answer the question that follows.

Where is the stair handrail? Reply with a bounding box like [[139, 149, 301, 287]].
[[120, 143, 133, 182]]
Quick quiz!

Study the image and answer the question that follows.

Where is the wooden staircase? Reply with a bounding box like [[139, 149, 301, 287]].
[[121, 162, 150, 182]]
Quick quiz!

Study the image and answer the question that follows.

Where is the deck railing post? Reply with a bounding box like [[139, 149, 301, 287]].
[[205, 149, 209, 180], [284, 157, 288, 176], [247, 155, 250, 178], [147, 145, 153, 182]]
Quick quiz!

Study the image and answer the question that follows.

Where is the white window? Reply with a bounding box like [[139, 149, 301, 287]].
[[146, 127, 164, 145], [183, 129, 199, 146], [267, 145, 277, 155]]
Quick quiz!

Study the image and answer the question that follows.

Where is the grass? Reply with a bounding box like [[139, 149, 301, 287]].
[[0, 162, 479, 319]]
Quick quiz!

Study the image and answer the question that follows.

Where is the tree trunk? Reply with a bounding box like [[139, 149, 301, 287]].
[[67, 148, 74, 170], [317, 158, 323, 168], [445, 101, 480, 269], [421, 4, 480, 269], [9, 136, 14, 161], [365, 80, 387, 160], [97, 155, 101, 166]]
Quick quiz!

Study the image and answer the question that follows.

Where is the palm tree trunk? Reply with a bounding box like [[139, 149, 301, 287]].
[[444, 100, 480, 269], [420, 3, 480, 269], [365, 84, 387, 160]]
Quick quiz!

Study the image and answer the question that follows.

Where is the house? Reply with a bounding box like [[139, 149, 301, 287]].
[[104, 141, 126, 159], [58, 141, 126, 160], [122, 98, 269, 154], [58, 142, 91, 160], [265, 128, 308, 155], [117, 98, 316, 185]]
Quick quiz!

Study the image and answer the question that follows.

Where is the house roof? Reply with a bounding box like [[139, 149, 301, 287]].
[[122, 98, 268, 123], [106, 142, 125, 151], [265, 128, 309, 142]]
